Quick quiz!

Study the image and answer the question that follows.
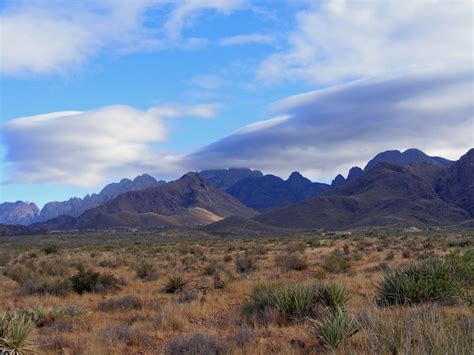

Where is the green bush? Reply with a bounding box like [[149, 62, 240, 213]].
[[134, 260, 158, 281], [376, 257, 462, 305], [275, 253, 308, 271], [324, 250, 351, 273], [70, 267, 120, 294], [235, 255, 256, 273]]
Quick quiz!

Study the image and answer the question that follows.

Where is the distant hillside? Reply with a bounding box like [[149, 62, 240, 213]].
[[202, 216, 293, 237], [255, 149, 473, 229], [0, 223, 35, 236], [198, 168, 263, 190], [226, 171, 330, 211], [36, 173, 256, 230], [364, 148, 452, 171], [36, 174, 165, 222], [0, 201, 39, 225]]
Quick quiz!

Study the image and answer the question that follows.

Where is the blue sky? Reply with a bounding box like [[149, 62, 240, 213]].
[[0, 0, 473, 207]]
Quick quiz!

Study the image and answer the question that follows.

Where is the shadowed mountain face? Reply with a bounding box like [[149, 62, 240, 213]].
[[255, 149, 473, 229], [36, 174, 165, 222], [364, 148, 452, 171], [198, 168, 263, 190], [0, 201, 39, 225], [436, 148, 474, 216], [37, 172, 256, 230], [225, 172, 331, 211], [0, 223, 34, 236]]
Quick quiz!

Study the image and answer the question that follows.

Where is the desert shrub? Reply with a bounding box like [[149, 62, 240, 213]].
[[18, 304, 86, 328], [308, 306, 359, 349], [203, 260, 222, 276], [376, 257, 462, 305], [213, 270, 233, 289], [306, 238, 321, 248], [359, 304, 473, 354], [343, 244, 350, 255], [19, 276, 72, 296], [286, 240, 306, 253], [134, 260, 158, 281], [98, 295, 144, 312], [178, 290, 199, 303], [164, 275, 188, 293], [402, 249, 411, 258], [242, 282, 321, 321], [42, 245, 59, 255], [100, 324, 151, 347], [235, 254, 256, 273], [223, 254, 232, 263], [318, 283, 351, 309], [70, 267, 120, 294], [165, 333, 229, 355], [0, 312, 37, 353], [275, 253, 308, 271], [323, 250, 351, 273], [233, 328, 254, 348], [385, 250, 395, 261]]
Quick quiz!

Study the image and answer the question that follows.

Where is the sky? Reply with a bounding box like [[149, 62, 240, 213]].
[[0, 0, 473, 208]]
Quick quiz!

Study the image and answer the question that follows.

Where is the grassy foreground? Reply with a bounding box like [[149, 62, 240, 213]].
[[0, 229, 472, 354]]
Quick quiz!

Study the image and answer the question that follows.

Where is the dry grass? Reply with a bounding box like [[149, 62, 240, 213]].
[[0, 229, 472, 354]]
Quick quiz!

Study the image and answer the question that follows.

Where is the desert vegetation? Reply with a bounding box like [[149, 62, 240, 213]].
[[0, 229, 472, 354]]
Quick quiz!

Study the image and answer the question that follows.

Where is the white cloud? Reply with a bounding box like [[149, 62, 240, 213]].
[[184, 68, 474, 181], [257, 0, 473, 84], [187, 74, 225, 90], [2, 103, 218, 186], [219, 33, 274, 46], [0, 0, 247, 75]]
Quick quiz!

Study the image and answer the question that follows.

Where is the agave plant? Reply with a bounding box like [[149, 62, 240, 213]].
[[0, 312, 37, 354], [308, 306, 359, 349]]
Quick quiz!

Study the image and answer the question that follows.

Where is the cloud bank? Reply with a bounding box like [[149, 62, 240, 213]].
[[2, 104, 217, 186], [258, 0, 473, 84], [0, 0, 247, 75], [184, 69, 474, 180]]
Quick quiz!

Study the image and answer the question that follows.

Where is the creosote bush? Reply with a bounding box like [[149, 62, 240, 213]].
[[324, 250, 351, 273], [70, 267, 120, 294], [275, 253, 308, 271]]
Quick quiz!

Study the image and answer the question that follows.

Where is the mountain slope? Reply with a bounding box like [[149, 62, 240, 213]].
[[225, 172, 330, 211], [436, 148, 474, 216], [255, 159, 470, 229], [36, 174, 165, 222], [0, 201, 40, 225], [198, 168, 263, 190], [44, 172, 256, 230], [364, 148, 452, 171]]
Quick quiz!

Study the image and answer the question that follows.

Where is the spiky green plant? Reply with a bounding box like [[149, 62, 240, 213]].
[[164, 275, 188, 293], [318, 283, 351, 309], [308, 306, 359, 349], [0, 312, 37, 354], [376, 258, 458, 305], [272, 283, 320, 319]]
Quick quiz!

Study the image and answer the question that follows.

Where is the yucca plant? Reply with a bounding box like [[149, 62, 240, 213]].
[[308, 306, 359, 349], [376, 258, 458, 305], [272, 283, 320, 319], [318, 283, 351, 309], [164, 275, 189, 293], [0, 312, 37, 354]]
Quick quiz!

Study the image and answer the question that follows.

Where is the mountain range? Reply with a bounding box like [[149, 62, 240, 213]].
[[0, 174, 165, 225], [1, 148, 472, 233], [254, 149, 472, 229], [34, 172, 256, 230]]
